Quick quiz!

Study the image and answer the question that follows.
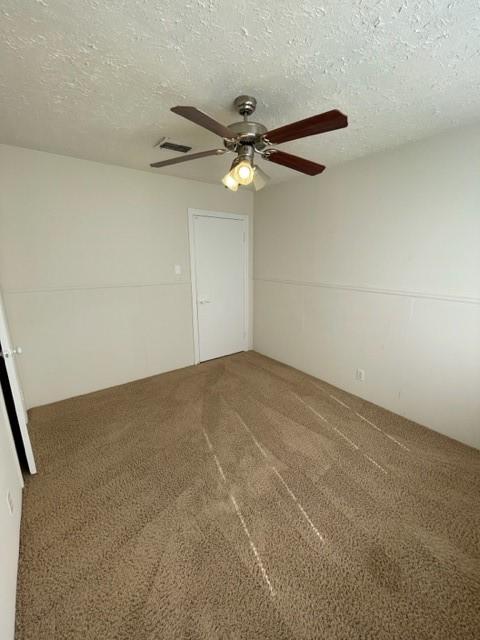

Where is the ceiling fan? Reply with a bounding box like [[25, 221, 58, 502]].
[[150, 95, 348, 191]]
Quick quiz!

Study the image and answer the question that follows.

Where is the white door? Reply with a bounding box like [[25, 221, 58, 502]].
[[191, 212, 247, 362], [0, 291, 36, 474]]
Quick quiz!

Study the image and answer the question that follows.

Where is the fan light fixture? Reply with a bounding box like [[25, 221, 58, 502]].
[[252, 166, 268, 191], [222, 155, 255, 191], [232, 159, 254, 185], [222, 171, 239, 191]]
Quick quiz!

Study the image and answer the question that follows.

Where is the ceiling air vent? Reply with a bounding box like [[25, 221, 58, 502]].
[[156, 139, 192, 154]]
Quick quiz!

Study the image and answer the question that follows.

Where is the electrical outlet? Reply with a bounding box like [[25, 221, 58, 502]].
[[6, 490, 14, 515], [174, 264, 182, 276], [356, 368, 365, 382]]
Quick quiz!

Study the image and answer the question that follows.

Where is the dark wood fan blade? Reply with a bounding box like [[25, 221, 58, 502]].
[[264, 109, 347, 145], [264, 149, 325, 175], [171, 106, 236, 139], [150, 149, 226, 168]]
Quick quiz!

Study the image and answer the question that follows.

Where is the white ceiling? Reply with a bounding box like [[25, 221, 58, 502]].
[[1, 0, 479, 185]]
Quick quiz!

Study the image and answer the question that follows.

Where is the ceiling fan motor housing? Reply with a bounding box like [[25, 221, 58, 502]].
[[223, 95, 269, 153], [224, 121, 268, 151]]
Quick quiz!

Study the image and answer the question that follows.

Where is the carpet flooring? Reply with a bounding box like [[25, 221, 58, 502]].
[[16, 351, 480, 639]]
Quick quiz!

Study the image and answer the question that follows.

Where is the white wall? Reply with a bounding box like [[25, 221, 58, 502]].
[[0, 391, 23, 640], [254, 124, 480, 449], [0, 145, 253, 407]]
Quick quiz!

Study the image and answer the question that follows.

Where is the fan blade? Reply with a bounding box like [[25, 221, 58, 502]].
[[171, 106, 236, 139], [150, 149, 226, 168], [264, 150, 325, 176], [264, 109, 347, 145]]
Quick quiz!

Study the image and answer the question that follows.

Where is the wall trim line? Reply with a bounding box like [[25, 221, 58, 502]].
[[254, 277, 480, 305], [3, 281, 191, 295]]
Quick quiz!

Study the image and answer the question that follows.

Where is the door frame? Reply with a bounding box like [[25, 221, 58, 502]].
[[0, 291, 37, 475], [188, 208, 250, 365]]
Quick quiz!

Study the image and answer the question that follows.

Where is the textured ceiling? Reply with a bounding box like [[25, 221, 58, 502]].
[[1, 0, 479, 185]]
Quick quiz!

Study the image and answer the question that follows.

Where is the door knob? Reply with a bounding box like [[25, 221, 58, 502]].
[[198, 299, 211, 305], [1, 347, 23, 358]]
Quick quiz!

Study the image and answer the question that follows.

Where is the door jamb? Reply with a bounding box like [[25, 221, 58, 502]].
[[188, 208, 250, 365]]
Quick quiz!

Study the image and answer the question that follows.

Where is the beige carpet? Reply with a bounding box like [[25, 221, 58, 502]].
[[16, 351, 480, 639]]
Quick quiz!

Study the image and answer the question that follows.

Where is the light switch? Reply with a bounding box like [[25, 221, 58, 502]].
[[174, 264, 182, 276]]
